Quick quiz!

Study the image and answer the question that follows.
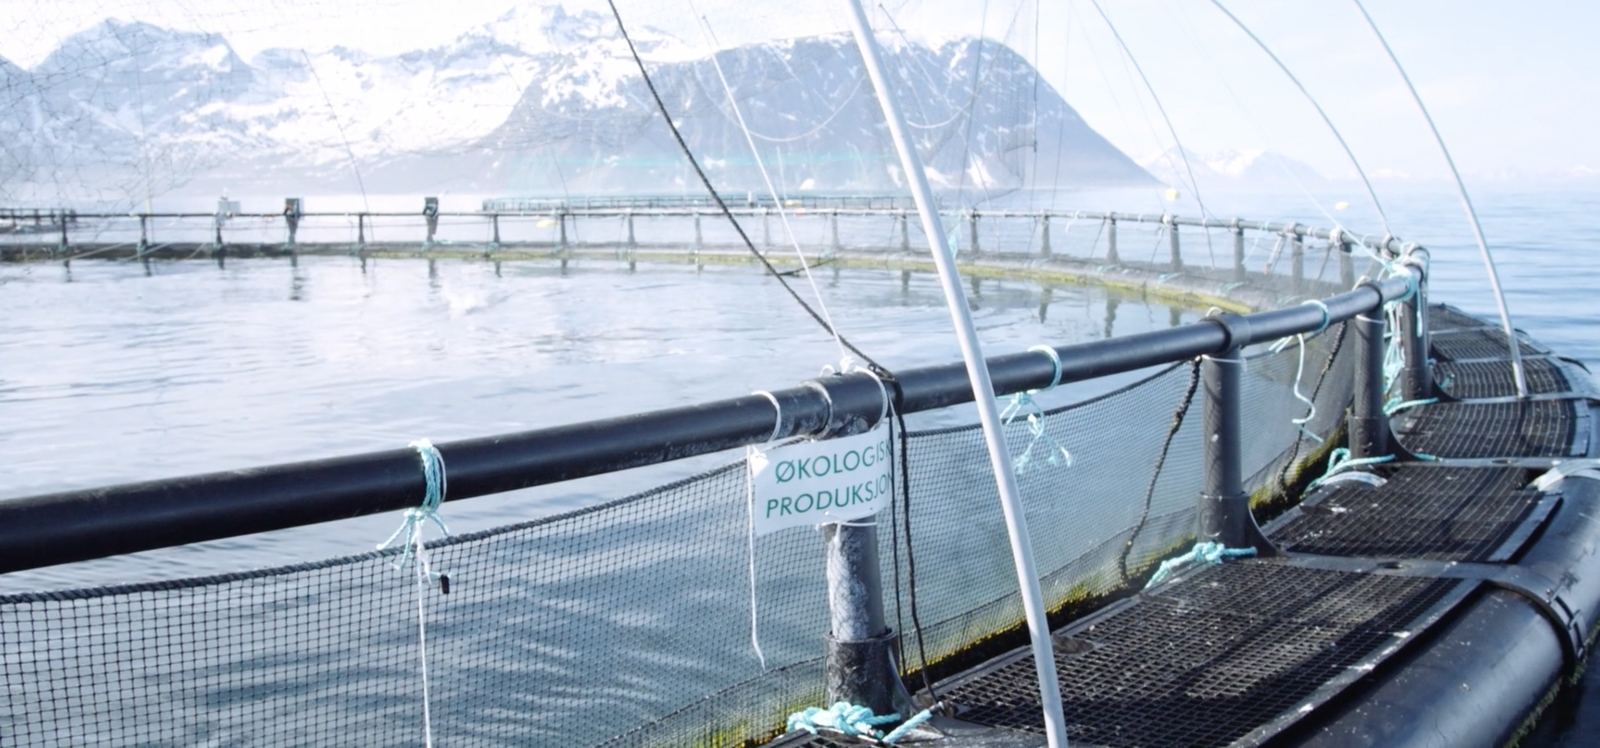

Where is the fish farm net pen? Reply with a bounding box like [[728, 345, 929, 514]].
[[0, 254, 1411, 746]]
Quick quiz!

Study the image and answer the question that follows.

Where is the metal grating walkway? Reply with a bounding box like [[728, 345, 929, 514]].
[[1436, 358, 1572, 399], [1392, 400, 1582, 458], [1429, 303, 1494, 332], [1430, 327, 1543, 362], [1271, 467, 1542, 561], [935, 563, 1464, 748]]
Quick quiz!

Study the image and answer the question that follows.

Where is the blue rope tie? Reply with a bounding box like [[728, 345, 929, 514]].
[[1143, 541, 1257, 590], [787, 702, 900, 739], [378, 439, 451, 575], [1001, 346, 1073, 474], [881, 707, 936, 744], [1384, 396, 1438, 416], [1307, 447, 1395, 490]]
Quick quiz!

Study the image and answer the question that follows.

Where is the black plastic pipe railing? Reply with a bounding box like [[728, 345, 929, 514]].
[[0, 276, 1414, 574]]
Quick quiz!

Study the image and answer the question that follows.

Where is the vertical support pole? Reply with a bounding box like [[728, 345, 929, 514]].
[[1198, 323, 1274, 553], [822, 515, 904, 715], [357, 213, 366, 247], [1350, 311, 1390, 460], [59, 213, 68, 254], [899, 212, 910, 252], [626, 213, 636, 247], [1231, 221, 1245, 282], [423, 197, 439, 245], [491, 213, 501, 247], [559, 212, 569, 249], [1338, 236, 1355, 289], [846, 2, 1065, 742], [1167, 216, 1182, 271], [694, 212, 703, 250], [968, 210, 980, 254], [138, 214, 149, 257], [284, 198, 302, 247], [1040, 214, 1052, 257], [1398, 255, 1431, 401], [763, 209, 772, 247], [1106, 216, 1120, 264], [830, 211, 840, 250], [1289, 224, 1304, 293]]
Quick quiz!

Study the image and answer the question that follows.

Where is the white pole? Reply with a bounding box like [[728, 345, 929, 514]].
[[1349, 0, 1527, 398], [842, 3, 1068, 746]]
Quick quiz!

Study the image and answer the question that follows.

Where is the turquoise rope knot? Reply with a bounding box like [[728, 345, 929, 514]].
[[1001, 346, 1072, 474], [787, 702, 900, 739], [1144, 541, 1257, 589], [1307, 447, 1395, 490], [377, 439, 451, 574]]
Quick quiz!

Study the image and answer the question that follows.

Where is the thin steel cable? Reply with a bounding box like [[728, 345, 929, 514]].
[[1205, 0, 1391, 238], [604, 0, 882, 371], [689, 7, 849, 367], [300, 50, 369, 215], [1088, 0, 1217, 268], [1348, 0, 1526, 397]]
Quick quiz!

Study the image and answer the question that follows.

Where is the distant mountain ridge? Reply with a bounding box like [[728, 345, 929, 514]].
[[0, 4, 1153, 204], [1138, 146, 1327, 189]]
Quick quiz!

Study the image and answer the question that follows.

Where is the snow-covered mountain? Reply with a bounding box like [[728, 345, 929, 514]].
[[0, 5, 1152, 204], [1140, 147, 1326, 190]]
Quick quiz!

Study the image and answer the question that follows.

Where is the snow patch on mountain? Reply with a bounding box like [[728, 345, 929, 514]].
[[1140, 147, 1327, 189], [0, 4, 1151, 204]]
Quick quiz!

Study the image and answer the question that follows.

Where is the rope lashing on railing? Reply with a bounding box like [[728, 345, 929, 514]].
[[377, 440, 452, 576], [375, 439, 452, 748], [786, 702, 935, 744], [744, 390, 786, 671], [1143, 541, 1257, 590], [1000, 345, 1072, 474]]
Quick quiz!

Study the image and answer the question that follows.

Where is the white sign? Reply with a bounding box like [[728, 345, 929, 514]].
[[748, 425, 892, 536]]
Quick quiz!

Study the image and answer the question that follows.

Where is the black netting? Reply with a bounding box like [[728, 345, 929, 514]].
[[0, 331, 1354, 747]]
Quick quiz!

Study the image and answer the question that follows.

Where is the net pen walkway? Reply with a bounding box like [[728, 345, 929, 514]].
[[767, 305, 1600, 748]]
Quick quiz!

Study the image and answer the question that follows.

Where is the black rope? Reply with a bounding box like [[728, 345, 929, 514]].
[[604, 0, 882, 372], [887, 406, 907, 673], [891, 381, 940, 704], [1119, 357, 1202, 585]]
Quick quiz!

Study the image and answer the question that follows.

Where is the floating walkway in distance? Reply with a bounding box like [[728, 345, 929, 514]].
[[768, 303, 1600, 748]]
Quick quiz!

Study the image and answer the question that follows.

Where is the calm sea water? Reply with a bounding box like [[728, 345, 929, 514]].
[[1, 185, 1595, 741]]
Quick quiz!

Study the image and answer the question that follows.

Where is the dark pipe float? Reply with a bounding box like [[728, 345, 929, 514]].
[[1291, 468, 1600, 748], [0, 277, 1415, 575]]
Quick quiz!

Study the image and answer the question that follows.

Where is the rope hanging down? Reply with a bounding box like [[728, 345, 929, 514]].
[[604, 0, 882, 373], [376, 439, 453, 748], [1120, 359, 1202, 584]]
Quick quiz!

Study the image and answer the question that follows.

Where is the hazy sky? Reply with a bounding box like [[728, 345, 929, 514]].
[[0, 0, 1594, 183]]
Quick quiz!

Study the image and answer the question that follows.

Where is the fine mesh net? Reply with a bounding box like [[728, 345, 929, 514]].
[[0, 328, 1353, 747]]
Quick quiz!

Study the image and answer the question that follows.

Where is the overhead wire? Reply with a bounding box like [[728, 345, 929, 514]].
[[1163, 0, 1345, 231], [602, 0, 883, 372], [1204, 0, 1391, 238], [687, 4, 848, 367], [1347, 0, 1526, 397], [1087, 0, 1217, 267]]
